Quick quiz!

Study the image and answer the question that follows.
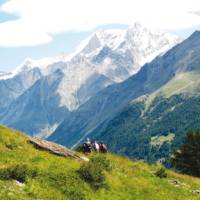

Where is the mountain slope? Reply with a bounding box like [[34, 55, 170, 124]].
[[0, 125, 200, 200], [49, 31, 200, 151], [90, 94, 200, 163], [0, 69, 69, 137], [77, 23, 181, 82], [0, 66, 114, 137], [89, 31, 200, 163], [0, 23, 180, 136], [0, 67, 42, 109]]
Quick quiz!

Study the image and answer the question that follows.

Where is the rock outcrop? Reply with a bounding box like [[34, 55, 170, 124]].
[[29, 137, 88, 161]]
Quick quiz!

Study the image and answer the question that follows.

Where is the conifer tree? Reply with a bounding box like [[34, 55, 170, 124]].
[[173, 131, 200, 177]]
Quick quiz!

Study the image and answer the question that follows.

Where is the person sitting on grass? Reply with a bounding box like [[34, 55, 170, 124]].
[[83, 138, 92, 154], [99, 142, 108, 153], [93, 141, 100, 152]]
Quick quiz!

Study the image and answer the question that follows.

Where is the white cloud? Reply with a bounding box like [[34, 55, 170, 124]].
[[0, 0, 200, 47]]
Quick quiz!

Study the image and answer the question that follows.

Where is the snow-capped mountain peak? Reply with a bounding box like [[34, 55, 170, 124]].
[[2, 22, 181, 82], [71, 29, 125, 59], [0, 22, 182, 137]]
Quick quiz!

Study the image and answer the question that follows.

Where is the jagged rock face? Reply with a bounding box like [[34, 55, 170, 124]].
[[0, 70, 69, 137], [0, 67, 42, 109], [78, 23, 181, 83], [0, 23, 181, 137]]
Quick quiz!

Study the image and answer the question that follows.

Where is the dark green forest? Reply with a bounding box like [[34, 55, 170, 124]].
[[90, 94, 200, 164]]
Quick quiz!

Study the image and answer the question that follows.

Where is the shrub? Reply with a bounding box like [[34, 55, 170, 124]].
[[90, 155, 112, 171], [78, 155, 111, 190], [6, 141, 18, 150], [78, 161, 106, 190], [48, 172, 86, 200], [0, 164, 38, 183], [155, 167, 167, 178]]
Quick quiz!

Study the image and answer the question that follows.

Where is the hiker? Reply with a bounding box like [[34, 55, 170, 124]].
[[93, 141, 100, 152], [83, 142, 92, 153], [82, 143, 89, 153], [86, 138, 91, 145], [99, 142, 108, 153], [83, 138, 92, 154]]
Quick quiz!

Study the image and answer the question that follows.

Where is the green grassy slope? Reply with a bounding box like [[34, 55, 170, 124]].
[[0, 126, 200, 200]]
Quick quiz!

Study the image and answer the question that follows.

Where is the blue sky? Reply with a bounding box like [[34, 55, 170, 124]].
[[0, 0, 200, 71], [0, 31, 91, 71]]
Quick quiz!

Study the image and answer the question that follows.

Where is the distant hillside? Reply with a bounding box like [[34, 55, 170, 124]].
[[0, 126, 200, 199], [87, 31, 200, 164], [91, 94, 200, 164], [50, 31, 200, 164]]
